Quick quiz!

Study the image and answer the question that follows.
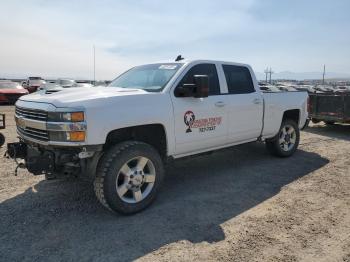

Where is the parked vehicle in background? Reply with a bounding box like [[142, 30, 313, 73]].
[[314, 85, 334, 93], [295, 85, 316, 93], [309, 92, 350, 125], [259, 85, 281, 92], [276, 84, 298, 92], [38, 83, 64, 94], [333, 86, 350, 93], [7, 59, 308, 214], [0, 81, 29, 104], [75, 83, 93, 88], [56, 79, 76, 87], [23, 77, 46, 93], [38, 80, 94, 94], [94, 80, 110, 86]]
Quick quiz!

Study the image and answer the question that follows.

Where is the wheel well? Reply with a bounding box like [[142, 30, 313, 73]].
[[104, 124, 167, 158], [282, 109, 300, 125]]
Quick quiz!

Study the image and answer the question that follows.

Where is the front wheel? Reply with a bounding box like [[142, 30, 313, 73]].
[[266, 120, 300, 157], [94, 141, 164, 215]]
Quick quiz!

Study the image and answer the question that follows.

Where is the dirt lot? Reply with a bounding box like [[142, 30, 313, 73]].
[[0, 105, 349, 262]]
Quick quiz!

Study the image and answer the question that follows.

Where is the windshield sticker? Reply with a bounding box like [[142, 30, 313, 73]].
[[159, 65, 177, 70], [184, 111, 222, 133]]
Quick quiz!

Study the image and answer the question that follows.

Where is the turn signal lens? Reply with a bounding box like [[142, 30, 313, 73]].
[[68, 131, 85, 142], [71, 112, 84, 122]]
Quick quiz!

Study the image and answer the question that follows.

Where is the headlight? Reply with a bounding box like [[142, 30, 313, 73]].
[[48, 111, 84, 122], [46, 110, 86, 142]]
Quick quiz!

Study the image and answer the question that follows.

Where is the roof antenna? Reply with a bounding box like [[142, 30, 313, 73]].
[[175, 55, 184, 62]]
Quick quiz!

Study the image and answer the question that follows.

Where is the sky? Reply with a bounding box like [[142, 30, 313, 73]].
[[0, 0, 350, 80]]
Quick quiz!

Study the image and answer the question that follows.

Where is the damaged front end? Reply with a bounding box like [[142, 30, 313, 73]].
[[6, 140, 74, 177], [6, 140, 102, 180], [6, 103, 102, 179]]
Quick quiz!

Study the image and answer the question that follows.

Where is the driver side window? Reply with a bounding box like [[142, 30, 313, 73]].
[[178, 64, 220, 96]]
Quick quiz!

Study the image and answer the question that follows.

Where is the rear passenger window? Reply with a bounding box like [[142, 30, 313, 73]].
[[179, 64, 220, 96], [222, 65, 255, 94]]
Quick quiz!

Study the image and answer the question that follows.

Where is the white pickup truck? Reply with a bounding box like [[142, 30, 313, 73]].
[[7, 59, 308, 214]]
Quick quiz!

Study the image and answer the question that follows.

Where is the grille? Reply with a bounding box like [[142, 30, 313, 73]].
[[15, 106, 48, 121], [17, 126, 49, 141]]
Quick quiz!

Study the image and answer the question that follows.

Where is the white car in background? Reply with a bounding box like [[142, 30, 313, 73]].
[[39, 80, 94, 94]]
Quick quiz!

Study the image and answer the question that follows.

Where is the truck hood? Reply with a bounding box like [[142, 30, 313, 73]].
[[19, 87, 149, 107]]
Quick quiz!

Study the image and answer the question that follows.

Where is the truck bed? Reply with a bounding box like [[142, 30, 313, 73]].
[[262, 91, 308, 138]]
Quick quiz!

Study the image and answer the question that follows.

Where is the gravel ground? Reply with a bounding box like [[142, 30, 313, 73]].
[[0, 105, 349, 262]]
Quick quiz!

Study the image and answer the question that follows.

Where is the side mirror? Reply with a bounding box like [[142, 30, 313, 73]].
[[175, 74, 209, 98], [175, 84, 194, 97], [193, 75, 209, 98]]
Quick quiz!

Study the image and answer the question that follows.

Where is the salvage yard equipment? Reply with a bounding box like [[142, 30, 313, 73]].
[[309, 92, 350, 124]]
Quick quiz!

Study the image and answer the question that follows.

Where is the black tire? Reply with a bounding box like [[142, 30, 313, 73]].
[[94, 141, 164, 215], [266, 120, 300, 157], [311, 118, 321, 124], [0, 133, 5, 147], [325, 121, 335, 125]]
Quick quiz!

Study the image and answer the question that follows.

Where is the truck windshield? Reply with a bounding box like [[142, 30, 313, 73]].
[[109, 63, 183, 92]]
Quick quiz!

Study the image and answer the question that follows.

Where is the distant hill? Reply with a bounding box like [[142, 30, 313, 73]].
[[255, 71, 350, 81]]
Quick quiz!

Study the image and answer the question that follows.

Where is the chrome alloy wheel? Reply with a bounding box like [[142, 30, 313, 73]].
[[116, 156, 156, 204], [279, 124, 297, 152]]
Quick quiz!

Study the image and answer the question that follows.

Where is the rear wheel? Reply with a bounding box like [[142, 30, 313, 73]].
[[266, 120, 300, 157], [94, 141, 164, 215]]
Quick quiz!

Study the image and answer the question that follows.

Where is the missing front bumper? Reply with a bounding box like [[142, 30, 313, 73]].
[[7, 142, 55, 175]]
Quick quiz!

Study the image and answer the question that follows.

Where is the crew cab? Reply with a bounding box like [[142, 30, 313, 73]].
[[7, 59, 308, 214]]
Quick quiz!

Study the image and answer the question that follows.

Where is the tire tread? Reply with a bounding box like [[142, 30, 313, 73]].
[[94, 141, 163, 214]]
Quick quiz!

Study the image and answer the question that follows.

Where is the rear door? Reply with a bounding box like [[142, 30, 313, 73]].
[[171, 63, 228, 156], [221, 64, 263, 142]]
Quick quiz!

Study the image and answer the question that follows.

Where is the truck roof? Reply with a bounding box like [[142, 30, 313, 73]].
[[154, 59, 251, 68]]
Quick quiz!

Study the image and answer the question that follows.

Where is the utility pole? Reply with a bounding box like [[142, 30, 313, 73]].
[[264, 67, 269, 83], [269, 67, 274, 84], [93, 45, 96, 85], [322, 64, 325, 85]]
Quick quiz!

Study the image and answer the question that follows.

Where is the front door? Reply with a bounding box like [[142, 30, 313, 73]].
[[171, 63, 228, 156]]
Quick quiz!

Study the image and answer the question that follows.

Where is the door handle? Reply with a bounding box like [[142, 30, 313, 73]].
[[215, 101, 226, 107], [253, 98, 262, 104]]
